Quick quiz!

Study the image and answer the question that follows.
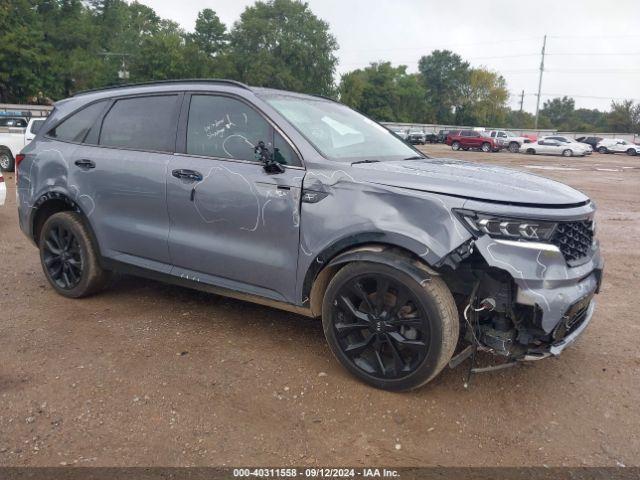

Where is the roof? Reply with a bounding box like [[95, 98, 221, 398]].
[[72, 79, 251, 97]]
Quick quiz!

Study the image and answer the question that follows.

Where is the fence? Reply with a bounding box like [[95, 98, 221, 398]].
[[0, 103, 53, 118], [381, 122, 639, 143]]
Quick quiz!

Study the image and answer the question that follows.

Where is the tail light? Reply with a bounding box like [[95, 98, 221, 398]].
[[15, 153, 25, 181]]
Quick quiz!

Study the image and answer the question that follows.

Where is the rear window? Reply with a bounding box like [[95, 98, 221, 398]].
[[48, 101, 108, 143], [100, 95, 179, 152]]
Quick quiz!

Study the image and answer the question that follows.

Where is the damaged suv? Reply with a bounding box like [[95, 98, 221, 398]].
[[16, 80, 603, 391]]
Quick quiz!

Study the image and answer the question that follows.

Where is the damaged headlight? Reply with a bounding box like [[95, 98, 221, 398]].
[[454, 209, 557, 241]]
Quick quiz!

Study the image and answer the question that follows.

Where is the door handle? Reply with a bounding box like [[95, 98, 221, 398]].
[[74, 159, 95, 169], [172, 169, 203, 182]]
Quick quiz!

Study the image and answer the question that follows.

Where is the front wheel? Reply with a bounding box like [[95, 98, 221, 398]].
[[508, 142, 520, 153], [322, 262, 459, 391], [526, 148, 536, 155], [627, 148, 637, 156], [481, 142, 491, 152], [39, 211, 112, 298], [0, 147, 14, 172], [451, 141, 461, 151], [598, 146, 608, 154]]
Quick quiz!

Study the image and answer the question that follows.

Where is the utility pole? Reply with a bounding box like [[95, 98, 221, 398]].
[[534, 34, 547, 129], [519, 90, 524, 112]]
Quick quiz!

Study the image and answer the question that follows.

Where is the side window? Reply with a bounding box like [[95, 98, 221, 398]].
[[187, 95, 272, 162], [48, 100, 108, 143], [490, 131, 496, 137], [100, 95, 179, 152]]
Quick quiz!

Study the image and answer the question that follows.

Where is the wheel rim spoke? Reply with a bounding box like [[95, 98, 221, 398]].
[[352, 281, 375, 313], [344, 334, 375, 356], [385, 333, 407, 375], [335, 321, 370, 337], [338, 295, 370, 322], [387, 331, 426, 351]]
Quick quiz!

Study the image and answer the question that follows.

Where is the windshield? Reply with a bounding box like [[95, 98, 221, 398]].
[[262, 94, 419, 162]]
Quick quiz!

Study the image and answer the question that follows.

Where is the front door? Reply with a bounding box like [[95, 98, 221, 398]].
[[167, 94, 304, 303]]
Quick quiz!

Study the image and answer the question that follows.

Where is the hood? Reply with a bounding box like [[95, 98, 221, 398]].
[[351, 157, 590, 207]]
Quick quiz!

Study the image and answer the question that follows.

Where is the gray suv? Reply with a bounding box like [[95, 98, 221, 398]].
[[16, 80, 603, 391]]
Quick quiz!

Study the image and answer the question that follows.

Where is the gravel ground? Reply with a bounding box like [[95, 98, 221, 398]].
[[0, 144, 638, 467]]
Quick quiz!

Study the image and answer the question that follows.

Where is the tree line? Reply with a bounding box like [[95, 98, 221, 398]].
[[1, 0, 638, 133]]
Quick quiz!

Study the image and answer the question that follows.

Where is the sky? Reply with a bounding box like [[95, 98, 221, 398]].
[[139, 0, 640, 113]]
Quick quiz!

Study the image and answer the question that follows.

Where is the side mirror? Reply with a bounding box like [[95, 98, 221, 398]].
[[254, 141, 285, 174]]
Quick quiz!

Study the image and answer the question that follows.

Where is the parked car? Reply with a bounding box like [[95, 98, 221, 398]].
[[522, 133, 538, 142], [520, 138, 589, 157], [596, 139, 640, 155], [575, 136, 603, 151], [0, 171, 5, 207], [390, 127, 408, 141], [437, 129, 452, 143], [487, 130, 532, 153], [18, 79, 603, 391], [0, 118, 46, 171], [407, 129, 427, 145], [543, 135, 592, 154], [424, 130, 437, 144], [445, 129, 500, 152], [0, 117, 28, 128]]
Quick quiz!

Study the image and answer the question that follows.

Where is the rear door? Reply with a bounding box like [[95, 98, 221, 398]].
[[166, 93, 304, 303], [66, 93, 182, 270]]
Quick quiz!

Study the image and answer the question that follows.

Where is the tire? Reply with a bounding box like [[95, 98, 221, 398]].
[[451, 141, 461, 151], [39, 211, 112, 298], [598, 146, 607, 154], [508, 142, 520, 153], [562, 149, 572, 157], [321, 262, 459, 391], [626, 148, 637, 156], [481, 142, 491, 152], [0, 147, 15, 172], [526, 148, 535, 155]]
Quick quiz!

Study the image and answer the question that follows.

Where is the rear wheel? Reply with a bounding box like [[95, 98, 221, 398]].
[[322, 262, 459, 391], [562, 149, 573, 157], [451, 141, 461, 151], [0, 148, 14, 172], [481, 142, 491, 152], [626, 148, 637, 156], [598, 146, 608, 154], [508, 142, 520, 153], [39, 212, 112, 298]]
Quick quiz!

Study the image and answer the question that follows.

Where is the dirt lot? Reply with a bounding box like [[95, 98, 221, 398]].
[[1, 144, 639, 467]]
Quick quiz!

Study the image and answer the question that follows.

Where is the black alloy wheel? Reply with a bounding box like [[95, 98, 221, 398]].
[[42, 224, 83, 290], [330, 273, 430, 379]]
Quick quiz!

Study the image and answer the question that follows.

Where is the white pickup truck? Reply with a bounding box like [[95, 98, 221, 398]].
[[486, 129, 533, 153], [0, 118, 46, 172]]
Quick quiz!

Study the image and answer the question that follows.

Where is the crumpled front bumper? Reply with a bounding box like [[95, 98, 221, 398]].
[[520, 299, 596, 360], [473, 234, 603, 337]]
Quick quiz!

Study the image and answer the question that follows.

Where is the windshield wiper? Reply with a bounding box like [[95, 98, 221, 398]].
[[403, 155, 425, 160], [351, 159, 380, 165]]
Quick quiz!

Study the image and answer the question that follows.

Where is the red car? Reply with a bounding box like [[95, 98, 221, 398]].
[[445, 129, 501, 152]]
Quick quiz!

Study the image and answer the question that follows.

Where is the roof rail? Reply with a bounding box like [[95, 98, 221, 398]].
[[72, 79, 251, 97]]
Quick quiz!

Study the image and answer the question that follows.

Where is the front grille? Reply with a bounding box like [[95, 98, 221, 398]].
[[550, 220, 594, 264]]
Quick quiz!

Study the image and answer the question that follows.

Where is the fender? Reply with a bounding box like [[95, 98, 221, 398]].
[[304, 241, 439, 317], [327, 245, 435, 287]]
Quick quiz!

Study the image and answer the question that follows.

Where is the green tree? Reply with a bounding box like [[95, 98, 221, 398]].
[[607, 100, 640, 133], [418, 50, 470, 123], [456, 68, 508, 126], [192, 9, 227, 57], [339, 62, 430, 122], [228, 0, 338, 96], [539, 96, 576, 130]]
